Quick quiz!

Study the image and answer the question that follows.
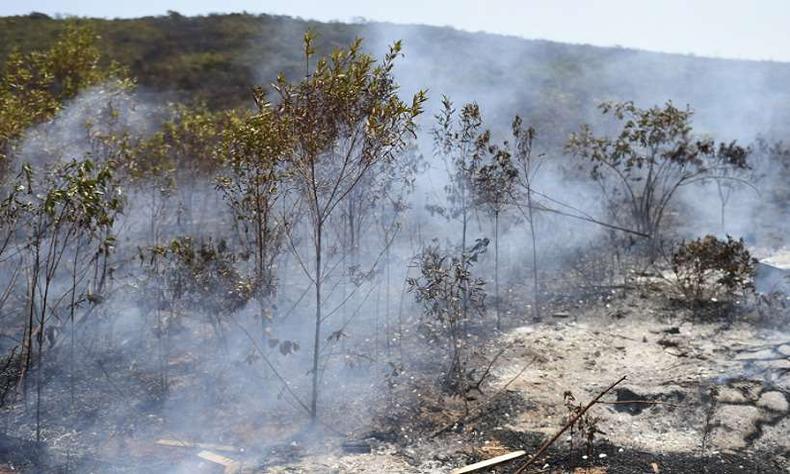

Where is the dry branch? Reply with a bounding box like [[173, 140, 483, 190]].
[[451, 450, 526, 473], [514, 375, 627, 474], [156, 438, 239, 452], [197, 450, 241, 473]]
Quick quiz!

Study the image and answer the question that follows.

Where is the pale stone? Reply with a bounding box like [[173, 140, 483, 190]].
[[757, 391, 789, 412]]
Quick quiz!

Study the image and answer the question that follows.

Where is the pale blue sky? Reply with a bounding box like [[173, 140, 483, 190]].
[[3, 0, 789, 62]]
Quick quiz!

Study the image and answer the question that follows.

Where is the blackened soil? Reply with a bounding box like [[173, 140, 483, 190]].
[[540, 442, 786, 474], [490, 439, 787, 473]]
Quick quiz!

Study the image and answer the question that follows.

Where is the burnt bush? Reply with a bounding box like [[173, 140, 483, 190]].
[[671, 235, 756, 305]]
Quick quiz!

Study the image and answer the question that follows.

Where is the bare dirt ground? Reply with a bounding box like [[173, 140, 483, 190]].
[[259, 284, 790, 473], [498, 293, 789, 472], [1, 282, 788, 473]]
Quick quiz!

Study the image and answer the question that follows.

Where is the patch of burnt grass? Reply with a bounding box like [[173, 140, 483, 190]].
[[491, 428, 544, 451], [513, 440, 786, 474], [472, 390, 533, 434]]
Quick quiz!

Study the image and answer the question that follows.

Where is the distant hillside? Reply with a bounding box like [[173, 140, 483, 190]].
[[3, 12, 790, 144]]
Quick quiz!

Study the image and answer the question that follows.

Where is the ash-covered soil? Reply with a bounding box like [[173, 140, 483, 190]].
[[1, 285, 788, 473], [269, 286, 790, 473], [501, 295, 789, 457]]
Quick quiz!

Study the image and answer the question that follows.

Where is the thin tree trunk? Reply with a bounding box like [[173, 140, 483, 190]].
[[310, 223, 322, 421], [69, 242, 81, 407], [21, 238, 40, 400], [460, 198, 469, 331], [385, 244, 391, 356], [527, 190, 540, 321], [494, 210, 501, 330], [717, 181, 726, 234]]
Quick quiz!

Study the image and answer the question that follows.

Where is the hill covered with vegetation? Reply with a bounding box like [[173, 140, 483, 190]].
[[3, 11, 790, 144]]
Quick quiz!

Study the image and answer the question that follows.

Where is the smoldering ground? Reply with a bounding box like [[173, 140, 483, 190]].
[[0, 17, 788, 474]]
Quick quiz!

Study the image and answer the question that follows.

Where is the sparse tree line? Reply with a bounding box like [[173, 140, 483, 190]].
[[0, 25, 783, 439]]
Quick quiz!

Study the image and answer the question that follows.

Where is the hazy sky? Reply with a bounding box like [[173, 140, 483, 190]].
[[3, 0, 789, 62]]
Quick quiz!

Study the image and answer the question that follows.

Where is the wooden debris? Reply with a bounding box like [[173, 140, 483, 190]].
[[451, 450, 526, 474], [156, 438, 239, 452], [651, 461, 660, 473], [197, 450, 241, 473]]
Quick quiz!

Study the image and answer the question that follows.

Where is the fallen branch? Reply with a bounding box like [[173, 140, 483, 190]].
[[197, 450, 241, 473], [468, 348, 507, 394], [514, 375, 627, 474], [451, 450, 526, 474], [156, 438, 239, 452]]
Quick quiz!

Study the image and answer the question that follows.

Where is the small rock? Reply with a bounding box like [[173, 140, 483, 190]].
[[756, 391, 788, 412], [717, 387, 748, 403]]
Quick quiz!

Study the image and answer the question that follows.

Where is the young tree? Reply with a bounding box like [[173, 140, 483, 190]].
[[373, 145, 423, 355], [18, 159, 122, 441], [472, 133, 517, 329], [274, 33, 425, 420], [705, 142, 753, 233], [567, 102, 748, 255], [505, 117, 544, 321], [432, 98, 487, 328], [432, 98, 484, 261], [407, 239, 487, 395], [217, 102, 291, 338], [0, 179, 25, 406]]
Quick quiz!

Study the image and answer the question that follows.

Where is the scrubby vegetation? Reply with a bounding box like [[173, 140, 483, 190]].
[[0, 15, 787, 473], [671, 235, 756, 304]]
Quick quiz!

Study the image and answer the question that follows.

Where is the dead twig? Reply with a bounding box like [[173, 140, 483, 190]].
[[514, 375, 627, 474], [468, 347, 507, 394]]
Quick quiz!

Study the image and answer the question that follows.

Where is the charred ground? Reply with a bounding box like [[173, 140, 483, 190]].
[[0, 13, 788, 474]]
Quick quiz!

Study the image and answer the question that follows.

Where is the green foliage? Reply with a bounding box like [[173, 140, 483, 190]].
[[671, 235, 756, 303], [472, 131, 518, 215], [146, 237, 254, 318], [4, 12, 790, 151], [567, 101, 749, 248], [276, 35, 425, 189], [408, 240, 487, 393], [432, 97, 485, 221], [0, 24, 128, 169], [23, 158, 123, 236], [216, 102, 291, 305]]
